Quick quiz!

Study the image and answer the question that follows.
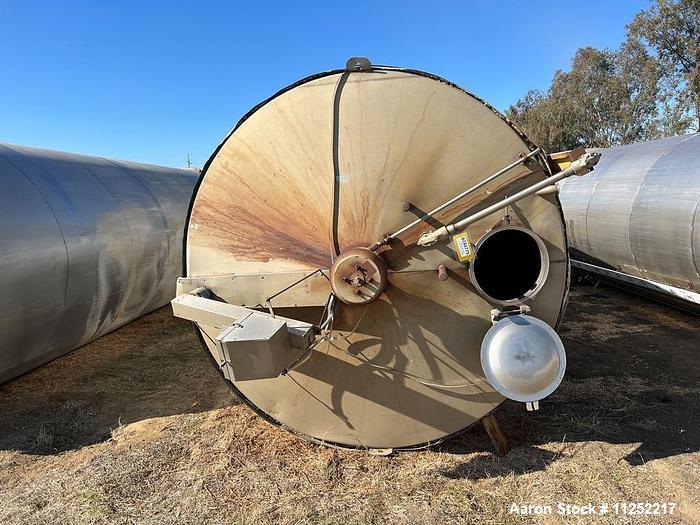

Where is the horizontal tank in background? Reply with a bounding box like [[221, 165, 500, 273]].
[[559, 134, 700, 313], [0, 143, 198, 383]]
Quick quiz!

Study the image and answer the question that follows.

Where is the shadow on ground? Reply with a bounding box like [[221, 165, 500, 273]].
[[0, 278, 697, 473], [437, 276, 699, 479]]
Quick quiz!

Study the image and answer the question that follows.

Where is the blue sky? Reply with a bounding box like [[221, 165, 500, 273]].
[[0, 1, 648, 168]]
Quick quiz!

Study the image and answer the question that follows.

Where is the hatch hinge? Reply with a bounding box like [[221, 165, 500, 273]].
[[490, 305, 531, 325]]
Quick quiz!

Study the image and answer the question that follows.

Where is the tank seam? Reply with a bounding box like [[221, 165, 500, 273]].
[[626, 141, 677, 277], [689, 193, 700, 280], [0, 146, 71, 312], [80, 160, 139, 341], [102, 158, 173, 315]]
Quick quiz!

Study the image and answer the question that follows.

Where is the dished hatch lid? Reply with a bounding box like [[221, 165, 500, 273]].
[[481, 314, 566, 403]]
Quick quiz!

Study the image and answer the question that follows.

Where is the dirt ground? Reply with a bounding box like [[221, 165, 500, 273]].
[[0, 281, 698, 525]]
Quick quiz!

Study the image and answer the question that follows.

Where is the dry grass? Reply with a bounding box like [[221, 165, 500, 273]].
[[0, 283, 698, 524]]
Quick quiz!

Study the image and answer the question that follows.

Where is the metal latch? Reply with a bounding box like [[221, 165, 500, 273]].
[[490, 304, 531, 324]]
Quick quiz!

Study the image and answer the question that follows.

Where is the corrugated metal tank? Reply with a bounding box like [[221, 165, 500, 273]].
[[0, 143, 198, 383], [559, 134, 700, 305]]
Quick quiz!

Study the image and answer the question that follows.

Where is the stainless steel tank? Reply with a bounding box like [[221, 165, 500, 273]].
[[0, 143, 198, 383], [559, 134, 700, 310], [174, 60, 596, 450]]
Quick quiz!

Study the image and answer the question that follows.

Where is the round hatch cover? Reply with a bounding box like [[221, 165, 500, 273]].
[[481, 314, 566, 403]]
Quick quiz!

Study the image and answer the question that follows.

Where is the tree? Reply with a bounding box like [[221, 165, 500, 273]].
[[508, 0, 699, 149], [627, 0, 700, 132], [507, 47, 660, 151], [506, 89, 566, 150]]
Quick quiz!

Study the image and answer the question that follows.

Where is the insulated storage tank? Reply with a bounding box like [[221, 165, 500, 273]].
[[174, 60, 598, 450], [0, 143, 198, 383], [559, 134, 700, 311]]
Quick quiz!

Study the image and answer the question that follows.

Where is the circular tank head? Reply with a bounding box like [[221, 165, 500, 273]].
[[480, 314, 566, 403], [184, 63, 571, 449], [470, 226, 550, 306]]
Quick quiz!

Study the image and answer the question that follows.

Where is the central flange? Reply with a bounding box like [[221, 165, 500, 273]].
[[330, 248, 388, 305]]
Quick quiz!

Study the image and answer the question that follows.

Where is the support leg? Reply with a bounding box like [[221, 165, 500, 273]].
[[481, 413, 510, 456]]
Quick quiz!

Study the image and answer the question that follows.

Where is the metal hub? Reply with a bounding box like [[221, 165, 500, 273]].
[[330, 248, 388, 305]]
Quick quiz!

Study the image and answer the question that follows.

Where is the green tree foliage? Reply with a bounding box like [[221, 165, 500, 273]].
[[507, 47, 659, 151], [628, 0, 699, 133], [507, 0, 699, 150]]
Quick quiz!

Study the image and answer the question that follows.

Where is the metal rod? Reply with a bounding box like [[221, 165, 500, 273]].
[[372, 148, 542, 249], [417, 152, 601, 246]]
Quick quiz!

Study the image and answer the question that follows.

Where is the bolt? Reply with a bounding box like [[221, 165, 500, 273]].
[[437, 264, 448, 281], [349, 270, 366, 287], [401, 201, 411, 212]]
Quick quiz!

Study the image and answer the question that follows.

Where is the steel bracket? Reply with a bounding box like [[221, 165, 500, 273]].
[[346, 57, 372, 71]]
